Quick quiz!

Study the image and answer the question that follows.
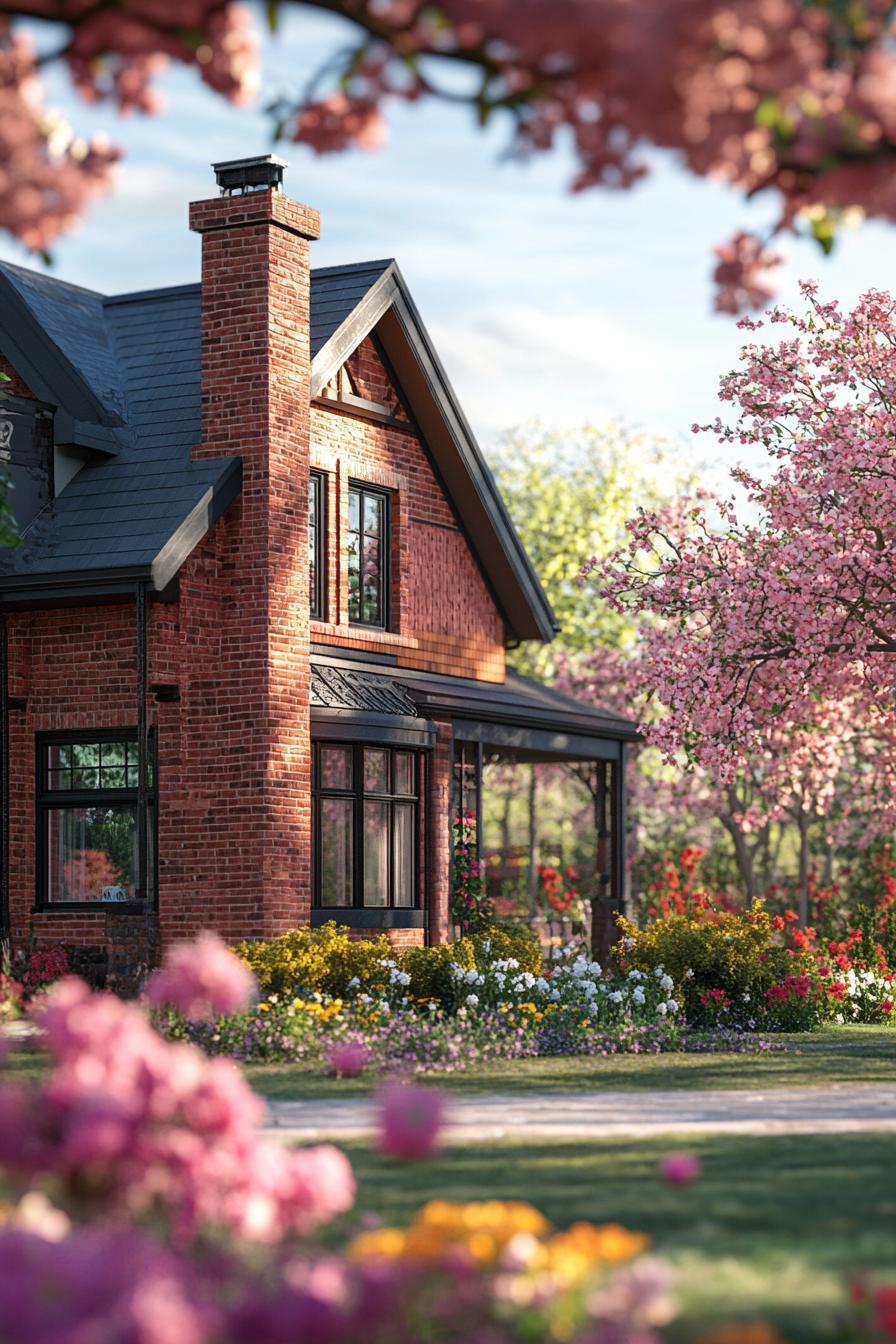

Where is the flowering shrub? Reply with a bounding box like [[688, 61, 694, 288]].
[[234, 922, 395, 999], [640, 847, 735, 922], [450, 811, 493, 934], [616, 903, 822, 1031], [537, 863, 581, 917], [18, 945, 69, 998], [233, 921, 541, 1010]]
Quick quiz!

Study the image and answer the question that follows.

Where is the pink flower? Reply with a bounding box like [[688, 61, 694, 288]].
[[146, 931, 256, 1022], [376, 1083, 444, 1161], [658, 1152, 702, 1186], [327, 1039, 370, 1078]]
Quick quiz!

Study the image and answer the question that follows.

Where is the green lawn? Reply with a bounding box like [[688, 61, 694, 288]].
[[5, 1024, 894, 1098], [246, 1025, 896, 1099], [338, 1132, 896, 1342]]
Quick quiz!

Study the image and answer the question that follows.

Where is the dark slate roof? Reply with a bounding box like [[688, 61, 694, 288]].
[[310, 260, 393, 360], [311, 662, 419, 716], [0, 253, 556, 644], [0, 263, 396, 595]]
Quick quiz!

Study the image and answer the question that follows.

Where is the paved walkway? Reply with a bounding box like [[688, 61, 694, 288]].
[[264, 1084, 896, 1142]]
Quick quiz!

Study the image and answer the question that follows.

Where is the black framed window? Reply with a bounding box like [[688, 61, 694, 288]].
[[36, 731, 156, 908], [309, 470, 326, 620], [348, 484, 389, 628], [313, 744, 420, 908]]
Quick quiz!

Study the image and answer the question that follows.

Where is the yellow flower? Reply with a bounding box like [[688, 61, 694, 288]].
[[545, 1222, 650, 1281], [258, 1003, 271, 1013]]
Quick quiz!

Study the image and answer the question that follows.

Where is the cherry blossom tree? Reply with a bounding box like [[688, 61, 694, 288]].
[[7, 2, 896, 306], [594, 281, 896, 912]]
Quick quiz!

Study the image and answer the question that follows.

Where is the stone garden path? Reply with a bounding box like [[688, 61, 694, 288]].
[[264, 1083, 896, 1143]]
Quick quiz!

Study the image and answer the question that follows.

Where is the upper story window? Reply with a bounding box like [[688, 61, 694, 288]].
[[309, 470, 326, 620], [348, 484, 389, 629], [36, 731, 156, 907]]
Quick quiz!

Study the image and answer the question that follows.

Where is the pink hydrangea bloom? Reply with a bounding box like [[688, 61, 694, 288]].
[[376, 1082, 444, 1161], [658, 1152, 702, 1186], [327, 1039, 371, 1078], [146, 930, 257, 1022]]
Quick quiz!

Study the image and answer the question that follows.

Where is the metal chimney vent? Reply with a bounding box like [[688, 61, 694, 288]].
[[212, 154, 289, 196]]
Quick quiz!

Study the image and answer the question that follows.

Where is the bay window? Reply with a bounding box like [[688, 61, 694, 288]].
[[313, 743, 420, 910]]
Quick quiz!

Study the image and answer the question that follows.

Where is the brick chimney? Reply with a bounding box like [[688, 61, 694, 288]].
[[187, 156, 320, 938]]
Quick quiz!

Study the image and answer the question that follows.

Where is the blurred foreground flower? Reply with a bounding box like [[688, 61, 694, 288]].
[[658, 1152, 702, 1186], [327, 1038, 371, 1078], [376, 1081, 444, 1160], [146, 929, 256, 1022]]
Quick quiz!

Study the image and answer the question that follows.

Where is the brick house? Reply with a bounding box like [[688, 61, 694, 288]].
[[0, 156, 635, 983]]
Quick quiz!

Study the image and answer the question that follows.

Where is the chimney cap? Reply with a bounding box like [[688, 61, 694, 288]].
[[211, 154, 289, 196]]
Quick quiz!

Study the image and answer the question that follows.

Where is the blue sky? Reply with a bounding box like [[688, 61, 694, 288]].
[[3, 5, 895, 469]]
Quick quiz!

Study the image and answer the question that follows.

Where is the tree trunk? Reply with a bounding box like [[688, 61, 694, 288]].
[[720, 793, 758, 899], [797, 810, 810, 926]]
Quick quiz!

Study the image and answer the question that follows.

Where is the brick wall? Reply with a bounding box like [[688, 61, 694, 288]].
[[311, 338, 506, 682], [0, 209, 503, 963]]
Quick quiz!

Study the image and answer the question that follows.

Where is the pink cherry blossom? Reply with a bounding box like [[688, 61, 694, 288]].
[[376, 1082, 444, 1160], [146, 930, 257, 1022]]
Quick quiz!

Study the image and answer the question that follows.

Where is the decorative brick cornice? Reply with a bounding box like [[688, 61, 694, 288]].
[[189, 189, 321, 241]]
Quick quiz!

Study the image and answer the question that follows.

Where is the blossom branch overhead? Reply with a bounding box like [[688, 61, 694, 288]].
[[5, 1, 896, 307]]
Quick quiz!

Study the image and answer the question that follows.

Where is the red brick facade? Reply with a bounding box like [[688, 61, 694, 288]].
[[0, 182, 513, 971]]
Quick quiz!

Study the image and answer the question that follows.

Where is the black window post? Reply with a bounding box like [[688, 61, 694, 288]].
[[136, 581, 148, 903]]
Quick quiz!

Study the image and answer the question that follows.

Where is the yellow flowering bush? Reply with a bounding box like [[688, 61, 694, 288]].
[[235, 921, 543, 1007], [233, 923, 392, 998], [615, 903, 809, 1026]]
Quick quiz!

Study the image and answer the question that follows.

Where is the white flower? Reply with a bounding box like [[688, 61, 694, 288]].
[[466, 994, 479, 1007], [347, 976, 360, 990], [359, 993, 372, 1005], [550, 988, 561, 1002], [589, 961, 602, 976], [465, 969, 480, 985], [684, 968, 695, 979], [632, 987, 645, 1006], [628, 969, 644, 982], [495, 972, 506, 986], [656, 1002, 668, 1016], [654, 965, 665, 978], [623, 936, 636, 948], [835, 1013, 845, 1024], [666, 998, 679, 1013], [742, 993, 750, 1003], [534, 977, 550, 993], [582, 981, 598, 998], [482, 939, 491, 954], [609, 990, 623, 1004], [660, 975, 674, 994]]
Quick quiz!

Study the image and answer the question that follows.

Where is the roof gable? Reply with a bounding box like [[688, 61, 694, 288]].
[[0, 257, 558, 641], [309, 262, 557, 645]]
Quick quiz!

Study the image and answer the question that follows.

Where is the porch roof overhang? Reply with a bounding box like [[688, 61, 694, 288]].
[[310, 660, 436, 748], [310, 650, 639, 761]]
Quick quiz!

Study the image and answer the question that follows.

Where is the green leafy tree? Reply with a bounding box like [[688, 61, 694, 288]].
[[490, 421, 695, 678]]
